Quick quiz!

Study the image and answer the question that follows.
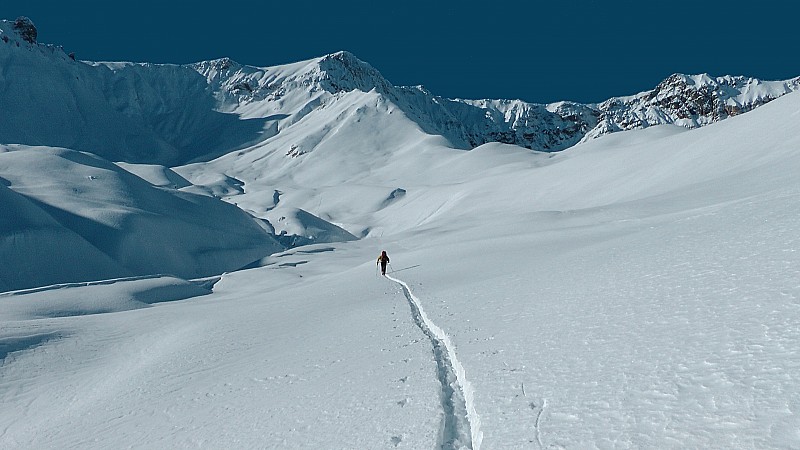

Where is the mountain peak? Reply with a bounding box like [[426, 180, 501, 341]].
[[321, 50, 359, 64], [13, 17, 37, 43], [638, 72, 800, 125], [200, 57, 241, 71], [190, 57, 244, 79], [0, 17, 38, 45], [314, 51, 393, 94]]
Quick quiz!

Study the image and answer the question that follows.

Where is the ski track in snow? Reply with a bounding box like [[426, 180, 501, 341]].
[[532, 398, 546, 449], [386, 274, 483, 450]]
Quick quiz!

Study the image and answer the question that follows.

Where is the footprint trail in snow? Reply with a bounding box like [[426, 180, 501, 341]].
[[386, 275, 483, 450]]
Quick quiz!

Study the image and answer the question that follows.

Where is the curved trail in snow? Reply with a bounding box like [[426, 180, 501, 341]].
[[386, 275, 483, 450]]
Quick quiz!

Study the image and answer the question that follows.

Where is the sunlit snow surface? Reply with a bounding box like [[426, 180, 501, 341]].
[[3, 87, 800, 448]]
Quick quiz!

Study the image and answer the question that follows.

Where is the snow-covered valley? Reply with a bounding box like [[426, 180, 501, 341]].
[[2, 17, 800, 449]]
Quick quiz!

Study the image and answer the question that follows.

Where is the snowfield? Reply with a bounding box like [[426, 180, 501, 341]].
[[2, 90, 800, 448], [2, 18, 800, 449]]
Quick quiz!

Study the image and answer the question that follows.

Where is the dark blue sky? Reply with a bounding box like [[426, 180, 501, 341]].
[[3, 1, 797, 103]]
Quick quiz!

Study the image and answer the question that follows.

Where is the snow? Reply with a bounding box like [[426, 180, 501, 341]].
[[388, 274, 483, 449], [4, 22, 796, 170], [2, 25, 800, 447], [0, 145, 281, 289], [0, 276, 212, 320]]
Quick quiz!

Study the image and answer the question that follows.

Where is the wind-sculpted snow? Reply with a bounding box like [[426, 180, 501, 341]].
[[0, 145, 282, 291], [114, 163, 192, 189], [0, 180, 131, 290], [266, 207, 358, 248], [0, 276, 211, 320], [0, 333, 60, 364]]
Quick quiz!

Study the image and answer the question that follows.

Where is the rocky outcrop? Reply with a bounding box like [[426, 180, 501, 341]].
[[12, 17, 37, 44], [442, 73, 800, 151], [597, 73, 800, 133]]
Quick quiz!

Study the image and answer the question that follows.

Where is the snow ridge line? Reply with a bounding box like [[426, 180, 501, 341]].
[[0, 274, 170, 297], [387, 275, 483, 450]]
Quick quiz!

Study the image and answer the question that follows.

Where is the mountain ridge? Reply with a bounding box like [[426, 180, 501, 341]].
[[1, 17, 798, 165]]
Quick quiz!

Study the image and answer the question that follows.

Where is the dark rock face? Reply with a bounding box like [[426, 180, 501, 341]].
[[645, 74, 782, 120], [12, 17, 37, 44], [626, 74, 738, 123]]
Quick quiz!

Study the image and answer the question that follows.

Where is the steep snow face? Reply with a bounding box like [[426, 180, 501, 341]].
[[0, 22, 163, 163], [190, 52, 474, 151], [315, 51, 397, 95]]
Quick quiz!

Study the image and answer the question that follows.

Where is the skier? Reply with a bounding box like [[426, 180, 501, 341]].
[[377, 250, 390, 276]]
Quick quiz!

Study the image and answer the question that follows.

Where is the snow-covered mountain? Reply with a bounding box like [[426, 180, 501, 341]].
[[182, 51, 800, 153], [5, 16, 800, 449], [4, 80, 800, 450], [189, 47, 800, 152], [3, 16, 799, 289], [2, 15, 800, 290], [2, 18, 797, 167], [0, 19, 274, 166]]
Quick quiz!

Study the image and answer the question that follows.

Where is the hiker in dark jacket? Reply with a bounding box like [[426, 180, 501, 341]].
[[377, 250, 390, 275]]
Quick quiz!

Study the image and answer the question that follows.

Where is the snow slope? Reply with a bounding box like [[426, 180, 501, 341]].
[[0, 20, 272, 166], [3, 77, 800, 450], [0, 145, 282, 290]]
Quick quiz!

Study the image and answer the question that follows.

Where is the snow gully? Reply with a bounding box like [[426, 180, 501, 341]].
[[387, 275, 483, 450]]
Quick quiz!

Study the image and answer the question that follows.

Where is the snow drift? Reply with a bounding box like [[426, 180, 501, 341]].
[[0, 145, 281, 291]]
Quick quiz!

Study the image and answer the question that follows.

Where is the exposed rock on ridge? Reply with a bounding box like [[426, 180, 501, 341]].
[[12, 17, 37, 44], [443, 73, 800, 151]]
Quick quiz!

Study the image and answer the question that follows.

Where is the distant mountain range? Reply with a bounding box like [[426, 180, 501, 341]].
[[2, 18, 798, 166], [2, 16, 800, 292]]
